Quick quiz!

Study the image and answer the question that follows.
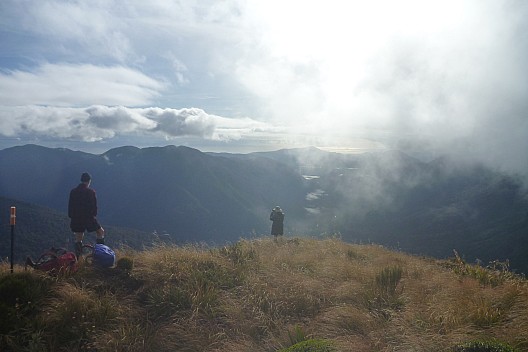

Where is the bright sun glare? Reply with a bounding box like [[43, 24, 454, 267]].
[[241, 0, 475, 149], [245, 0, 469, 111]]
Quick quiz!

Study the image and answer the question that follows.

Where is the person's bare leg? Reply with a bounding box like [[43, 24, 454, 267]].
[[96, 227, 105, 244], [74, 232, 84, 258]]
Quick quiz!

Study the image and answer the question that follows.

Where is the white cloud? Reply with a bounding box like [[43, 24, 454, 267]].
[[230, 0, 528, 173], [0, 63, 165, 107], [145, 107, 216, 138], [20, 1, 132, 62], [86, 106, 157, 132], [1, 0, 527, 174], [0, 106, 114, 142], [0, 105, 272, 142]]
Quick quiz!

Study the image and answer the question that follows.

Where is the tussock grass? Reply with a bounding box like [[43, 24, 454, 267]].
[[1, 237, 527, 351]]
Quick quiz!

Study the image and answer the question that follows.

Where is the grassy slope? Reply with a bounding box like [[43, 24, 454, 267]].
[[1, 237, 527, 352]]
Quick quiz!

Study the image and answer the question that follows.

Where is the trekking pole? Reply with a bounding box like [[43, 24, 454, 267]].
[[10, 206, 16, 273]]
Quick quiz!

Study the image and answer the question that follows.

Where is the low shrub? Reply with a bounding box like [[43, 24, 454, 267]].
[[375, 265, 403, 297], [116, 257, 134, 271], [453, 339, 518, 352], [450, 251, 520, 287], [367, 265, 404, 314], [278, 338, 336, 352]]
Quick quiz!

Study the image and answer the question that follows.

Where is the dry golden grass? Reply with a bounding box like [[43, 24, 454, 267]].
[[1, 237, 527, 351]]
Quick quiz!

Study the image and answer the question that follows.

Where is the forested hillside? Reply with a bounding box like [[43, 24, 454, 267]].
[[1, 144, 527, 274]]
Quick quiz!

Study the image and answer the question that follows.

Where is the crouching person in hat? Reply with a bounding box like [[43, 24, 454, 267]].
[[68, 172, 105, 258], [270, 206, 285, 240]]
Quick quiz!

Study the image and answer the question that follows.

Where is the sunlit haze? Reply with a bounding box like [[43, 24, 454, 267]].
[[1, 0, 527, 174]]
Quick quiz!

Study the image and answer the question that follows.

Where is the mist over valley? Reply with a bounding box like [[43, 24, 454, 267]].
[[1, 144, 526, 274]]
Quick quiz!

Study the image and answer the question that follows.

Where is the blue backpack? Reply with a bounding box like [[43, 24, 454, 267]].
[[93, 244, 116, 268]]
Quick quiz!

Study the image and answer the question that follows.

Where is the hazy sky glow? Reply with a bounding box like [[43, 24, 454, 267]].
[[1, 0, 527, 172]]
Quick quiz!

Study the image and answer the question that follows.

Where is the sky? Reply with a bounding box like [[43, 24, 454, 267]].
[[1, 0, 527, 174]]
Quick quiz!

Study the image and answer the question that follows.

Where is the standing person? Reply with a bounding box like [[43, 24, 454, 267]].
[[68, 172, 105, 258], [270, 206, 285, 239]]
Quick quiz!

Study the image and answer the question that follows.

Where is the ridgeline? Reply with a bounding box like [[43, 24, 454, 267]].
[[1, 237, 527, 351]]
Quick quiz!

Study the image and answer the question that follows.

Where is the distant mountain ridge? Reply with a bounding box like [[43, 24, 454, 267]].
[[0, 144, 307, 243], [1, 144, 527, 273]]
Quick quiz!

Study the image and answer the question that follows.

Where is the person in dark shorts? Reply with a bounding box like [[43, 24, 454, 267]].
[[68, 172, 105, 257], [270, 205, 285, 239]]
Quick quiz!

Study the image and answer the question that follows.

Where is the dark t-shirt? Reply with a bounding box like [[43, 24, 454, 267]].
[[68, 183, 100, 232]]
